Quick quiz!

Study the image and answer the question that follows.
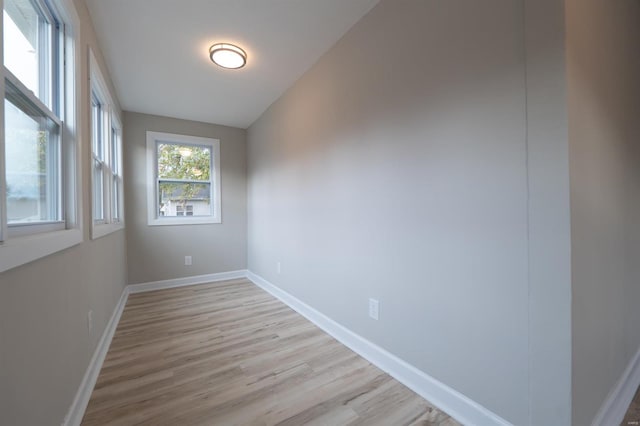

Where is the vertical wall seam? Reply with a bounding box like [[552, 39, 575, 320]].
[[522, 0, 533, 425]]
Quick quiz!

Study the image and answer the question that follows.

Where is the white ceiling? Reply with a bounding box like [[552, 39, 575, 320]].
[[85, 0, 380, 129]]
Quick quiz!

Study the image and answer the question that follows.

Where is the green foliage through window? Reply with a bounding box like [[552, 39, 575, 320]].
[[157, 142, 212, 216], [157, 143, 210, 181]]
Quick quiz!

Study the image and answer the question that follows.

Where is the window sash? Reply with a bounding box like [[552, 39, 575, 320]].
[[3, 0, 60, 110], [5, 69, 60, 127], [4, 69, 64, 236]]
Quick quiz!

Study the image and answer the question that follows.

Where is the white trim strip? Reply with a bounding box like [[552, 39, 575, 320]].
[[63, 269, 250, 425], [64, 269, 510, 426], [591, 344, 640, 426], [246, 271, 512, 426], [128, 270, 248, 294], [63, 286, 129, 426]]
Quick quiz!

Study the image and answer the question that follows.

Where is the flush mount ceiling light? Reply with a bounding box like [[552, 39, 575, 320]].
[[209, 43, 247, 69]]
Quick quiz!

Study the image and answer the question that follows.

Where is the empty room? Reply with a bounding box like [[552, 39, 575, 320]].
[[1, 0, 639, 425]]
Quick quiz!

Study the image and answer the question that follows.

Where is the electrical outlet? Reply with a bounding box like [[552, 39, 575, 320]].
[[87, 310, 93, 334], [185, 255, 192, 266], [369, 299, 379, 320], [277, 261, 281, 274]]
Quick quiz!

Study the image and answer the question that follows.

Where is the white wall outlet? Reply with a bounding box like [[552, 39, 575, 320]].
[[277, 261, 281, 274], [369, 298, 379, 320], [185, 255, 192, 266], [87, 310, 93, 334]]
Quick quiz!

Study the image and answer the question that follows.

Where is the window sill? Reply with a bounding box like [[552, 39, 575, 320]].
[[147, 216, 221, 226], [0, 228, 82, 273], [91, 222, 125, 240]]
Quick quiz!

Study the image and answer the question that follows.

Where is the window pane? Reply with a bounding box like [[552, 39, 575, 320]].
[[112, 176, 119, 220], [158, 182, 211, 217], [5, 96, 60, 224], [93, 160, 104, 221], [3, 0, 51, 103], [157, 143, 210, 181], [111, 127, 118, 172], [91, 95, 102, 159]]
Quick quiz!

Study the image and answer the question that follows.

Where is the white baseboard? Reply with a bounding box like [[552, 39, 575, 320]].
[[246, 271, 511, 426], [63, 269, 248, 425], [592, 344, 640, 426], [63, 286, 130, 426], [64, 269, 510, 426], [128, 269, 248, 294]]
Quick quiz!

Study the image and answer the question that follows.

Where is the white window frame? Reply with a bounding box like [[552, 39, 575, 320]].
[[146, 131, 221, 226], [0, 0, 82, 273], [89, 49, 123, 239]]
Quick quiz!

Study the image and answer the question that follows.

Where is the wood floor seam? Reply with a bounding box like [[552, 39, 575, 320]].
[[81, 278, 459, 426]]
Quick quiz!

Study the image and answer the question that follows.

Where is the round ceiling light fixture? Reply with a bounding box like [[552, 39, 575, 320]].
[[209, 43, 247, 69]]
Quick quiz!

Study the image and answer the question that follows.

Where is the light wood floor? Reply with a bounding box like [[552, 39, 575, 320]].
[[82, 278, 459, 426], [623, 386, 640, 425]]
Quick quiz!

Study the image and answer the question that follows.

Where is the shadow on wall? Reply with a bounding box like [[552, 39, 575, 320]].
[[245, 0, 560, 423]]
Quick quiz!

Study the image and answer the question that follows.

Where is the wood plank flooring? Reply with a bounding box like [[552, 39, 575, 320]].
[[82, 278, 459, 426], [623, 386, 640, 426]]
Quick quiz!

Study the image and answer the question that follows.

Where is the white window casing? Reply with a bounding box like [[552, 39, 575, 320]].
[[146, 131, 222, 226], [89, 48, 124, 239], [0, 0, 83, 273]]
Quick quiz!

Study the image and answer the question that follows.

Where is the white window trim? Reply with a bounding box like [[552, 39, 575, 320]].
[[89, 48, 124, 239], [146, 131, 221, 226], [0, 0, 83, 273]]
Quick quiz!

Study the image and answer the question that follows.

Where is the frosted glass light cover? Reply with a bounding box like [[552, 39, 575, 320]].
[[209, 43, 247, 69]]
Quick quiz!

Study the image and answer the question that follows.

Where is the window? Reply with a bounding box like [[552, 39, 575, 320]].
[[90, 49, 123, 239], [4, 0, 63, 235], [1, 0, 82, 273], [146, 132, 221, 226], [91, 93, 104, 222], [176, 205, 193, 216], [5, 81, 62, 231]]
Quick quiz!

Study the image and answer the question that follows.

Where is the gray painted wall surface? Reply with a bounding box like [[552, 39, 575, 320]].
[[524, 0, 572, 424], [247, 0, 571, 423], [0, 0, 128, 424], [123, 112, 247, 284], [567, 1, 640, 425]]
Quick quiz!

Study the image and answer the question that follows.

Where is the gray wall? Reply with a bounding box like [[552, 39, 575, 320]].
[[525, 0, 572, 423], [567, 1, 640, 425], [247, 0, 571, 424], [0, 0, 128, 424], [124, 112, 247, 284]]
